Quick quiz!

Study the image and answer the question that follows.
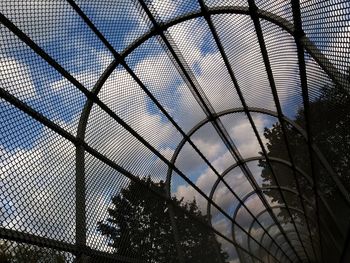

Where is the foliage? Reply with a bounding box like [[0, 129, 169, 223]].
[[97, 177, 228, 263], [259, 84, 350, 221], [0, 241, 66, 263]]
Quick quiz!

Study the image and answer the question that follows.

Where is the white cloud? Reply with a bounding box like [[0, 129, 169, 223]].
[[173, 150, 237, 213], [1, 1, 115, 92], [167, 17, 208, 66], [192, 51, 243, 113], [93, 66, 180, 152], [0, 127, 76, 242], [150, 0, 180, 21], [49, 50, 113, 92], [192, 137, 223, 160], [134, 52, 178, 93], [0, 1, 74, 42], [0, 57, 36, 100]]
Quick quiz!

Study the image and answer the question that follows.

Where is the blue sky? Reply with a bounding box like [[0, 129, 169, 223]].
[[1, 0, 347, 261]]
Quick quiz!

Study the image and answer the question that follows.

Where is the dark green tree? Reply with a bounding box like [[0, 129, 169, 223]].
[[259, 83, 350, 223], [0, 241, 66, 263], [97, 177, 228, 263]]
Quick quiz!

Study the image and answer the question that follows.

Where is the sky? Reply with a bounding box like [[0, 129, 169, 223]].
[[1, 0, 348, 262]]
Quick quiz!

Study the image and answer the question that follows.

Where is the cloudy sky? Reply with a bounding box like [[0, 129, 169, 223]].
[[1, 0, 348, 262]]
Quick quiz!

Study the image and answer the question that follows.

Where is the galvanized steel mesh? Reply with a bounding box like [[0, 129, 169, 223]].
[[0, 0, 349, 262]]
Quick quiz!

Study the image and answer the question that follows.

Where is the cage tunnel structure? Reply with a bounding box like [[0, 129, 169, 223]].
[[0, 1, 350, 262]]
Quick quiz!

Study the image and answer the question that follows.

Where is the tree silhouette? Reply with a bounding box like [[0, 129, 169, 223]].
[[0, 241, 66, 263], [259, 82, 350, 223], [97, 177, 228, 263]]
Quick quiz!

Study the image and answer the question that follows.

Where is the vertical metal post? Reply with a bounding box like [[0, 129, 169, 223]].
[[164, 180, 186, 263], [75, 144, 87, 262]]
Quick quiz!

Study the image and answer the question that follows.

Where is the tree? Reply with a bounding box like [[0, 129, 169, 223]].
[[259, 83, 350, 228], [97, 176, 229, 263], [0, 241, 66, 263]]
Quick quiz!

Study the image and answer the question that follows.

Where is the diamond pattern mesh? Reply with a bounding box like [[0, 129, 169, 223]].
[[1, 1, 349, 262]]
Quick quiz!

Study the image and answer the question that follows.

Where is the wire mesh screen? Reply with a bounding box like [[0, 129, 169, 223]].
[[1, 1, 349, 262]]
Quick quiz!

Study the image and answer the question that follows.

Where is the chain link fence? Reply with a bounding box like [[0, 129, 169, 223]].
[[1, 1, 349, 262]]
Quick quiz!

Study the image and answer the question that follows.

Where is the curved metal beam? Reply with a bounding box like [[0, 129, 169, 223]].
[[80, 2, 349, 259], [267, 233, 312, 262], [69, 2, 271, 262], [228, 191, 290, 259], [261, 211, 342, 257], [266, 230, 312, 262], [141, 1, 299, 260], [259, 225, 317, 261], [124, 6, 350, 209], [1, 1, 346, 262], [207, 156, 341, 235], [261, 223, 316, 263], [68, 4, 283, 262], [249, 206, 316, 261], [166, 107, 299, 180], [228, 173, 341, 260], [166, 107, 311, 196], [70, 4, 349, 260], [258, 210, 315, 250], [247, 205, 316, 244], [114, 6, 348, 93], [43, 3, 274, 262], [165, 107, 350, 206], [69, 2, 349, 212]]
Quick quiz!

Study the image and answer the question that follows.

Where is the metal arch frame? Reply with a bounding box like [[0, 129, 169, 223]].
[[206, 156, 344, 261], [256, 207, 315, 254], [70, 4, 350, 263], [207, 155, 343, 238], [229, 193, 312, 261], [69, 1, 350, 243], [0, 3, 288, 263], [262, 225, 313, 263], [0, 0, 348, 262], [256, 206, 343, 259], [264, 225, 340, 261], [68, 1, 273, 262], [257, 214, 316, 260], [252, 205, 314, 261], [139, 0, 299, 261], [139, 0, 297, 260], [164, 106, 343, 239], [166, 106, 346, 244], [129, 2, 350, 213], [68, 1, 280, 262], [269, 231, 317, 263], [261, 224, 316, 252], [165, 107, 350, 207], [0, 8, 265, 263], [141, 1, 348, 259], [247, 205, 316, 261], [266, 229, 313, 263], [228, 195, 293, 262], [246, 205, 315, 255], [268, 229, 312, 258], [229, 157, 346, 258]]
